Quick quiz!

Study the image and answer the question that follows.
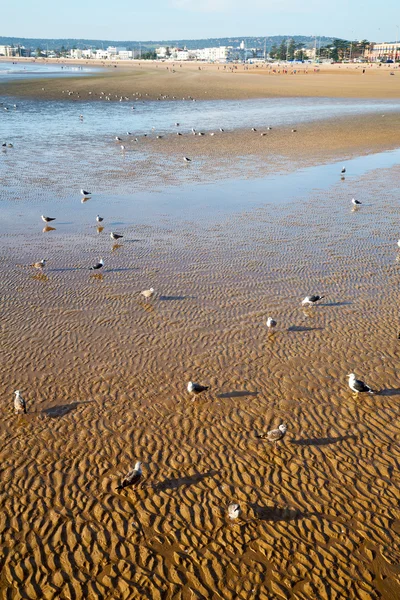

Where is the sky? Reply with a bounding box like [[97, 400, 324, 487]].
[[2, 0, 399, 42]]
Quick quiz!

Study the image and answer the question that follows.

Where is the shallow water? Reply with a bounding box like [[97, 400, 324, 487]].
[[0, 60, 100, 80]]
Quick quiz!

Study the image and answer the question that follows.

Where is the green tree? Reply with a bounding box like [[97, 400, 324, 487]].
[[277, 38, 287, 60], [269, 44, 278, 59], [287, 38, 296, 61]]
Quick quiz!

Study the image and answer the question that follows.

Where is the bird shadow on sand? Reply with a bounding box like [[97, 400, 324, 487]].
[[290, 434, 357, 446], [376, 387, 400, 397], [159, 295, 188, 301], [287, 326, 323, 333], [48, 268, 77, 272], [105, 267, 138, 273], [154, 470, 217, 492], [42, 400, 94, 418], [319, 301, 352, 307], [217, 390, 259, 399], [249, 503, 310, 522]]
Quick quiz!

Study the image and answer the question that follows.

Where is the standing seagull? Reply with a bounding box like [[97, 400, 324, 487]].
[[14, 390, 27, 414], [352, 198, 362, 206], [266, 317, 277, 331], [301, 295, 324, 306], [110, 232, 123, 240], [96, 215, 104, 223], [183, 156, 191, 162], [228, 503, 240, 520], [41, 215, 56, 223], [116, 462, 142, 491], [347, 373, 374, 394], [89, 258, 104, 270], [81, 188, 91, 197], [141, 287, 155, 300], [341, 166, 346, 174], [187, 381, 209, 396], [256, 423, 287, 445], [31, 259, 46, 269]]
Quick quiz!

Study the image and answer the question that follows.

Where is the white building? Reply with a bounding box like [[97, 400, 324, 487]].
[[70, 49, 83, 59], [118, 50, 133, 60], [194, 46, 233, 63], [156, 46, 168, 58]]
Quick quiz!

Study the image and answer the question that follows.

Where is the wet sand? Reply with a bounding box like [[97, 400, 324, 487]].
[[1, 67, 400, 598], [1, 155, 400, 598], [1, 58, 400, 101]]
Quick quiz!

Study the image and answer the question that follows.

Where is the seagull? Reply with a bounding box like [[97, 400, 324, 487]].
[[14, 390, 27, 414], [120, 145, 126, 151], [80, 189, 91, 196], [177, 132, 182, 136], [291, 129, 297, 133], [347, 373, 374, 394], [7, 143, 13, 148], [251, 127, 257, 132], [341, 166, 346, 174], [352, 198, 362, 205], [126, 131, 132, 135], [219, 128, 225, 132], [31, 259, 46, 269], [183, 157, 191, 162], [41, 216, 56, 223], [141, 287, 155, 300], [110, 232, 123, 240], [175, 122, 180, 126], [187, 381, 209, 396], [397, 240, 400, 248], [301, 295, 324, 305], [116, 461, 142, 491], [96, 215, 104, 223], [266, 317, 277, 330], [256, 423, 287, 444], [228, 503, 240, 520], [115, 136, 122, 141], [90, 258, 104, 270]]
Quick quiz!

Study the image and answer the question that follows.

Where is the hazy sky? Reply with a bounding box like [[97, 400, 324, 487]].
[[3, 0, 400, 41]]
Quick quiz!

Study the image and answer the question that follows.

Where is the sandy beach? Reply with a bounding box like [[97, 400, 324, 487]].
[[1, 63, 400, 599], [1, 57, 400, 101]]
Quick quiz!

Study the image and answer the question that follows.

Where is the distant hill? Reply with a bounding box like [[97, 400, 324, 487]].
[[0, 35, 336, 52]]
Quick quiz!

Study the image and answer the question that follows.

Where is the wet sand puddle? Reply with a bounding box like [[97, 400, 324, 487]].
[[1, 142, 400, 599]]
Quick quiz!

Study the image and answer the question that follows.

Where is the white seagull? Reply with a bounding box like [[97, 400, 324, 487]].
[[352, 198, 362, 205], [183, 157, 191, 162], [116, 462, 142, 491], [31, 259, 46, 269], [228, 503, 240, 520], [187, 381, 209, 396], [90, 259, 104, 270], [256, 423, 287, 445], [301, 295, 324, 305], [14, 390, 27, 414], [96, 215, 104, 223], [80, 188, 91, 197], [347, 373, 374, 394], [341, 166, 346, 174], [141, 287, 155, 300], [110, 232, 123, 240], [41, 215, 56, 223], [266, 317, 277, 330]]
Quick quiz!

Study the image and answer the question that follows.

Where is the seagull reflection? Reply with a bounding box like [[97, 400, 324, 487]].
[[112, 243, 123, 252], [97, 226, 104, 234], [31, 272, 48, 282], [90, 273, 104, 281], [43, 226, 56, 232]]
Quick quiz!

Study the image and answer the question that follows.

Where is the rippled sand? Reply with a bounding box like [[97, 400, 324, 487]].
[[1, 160, 400, 598]]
